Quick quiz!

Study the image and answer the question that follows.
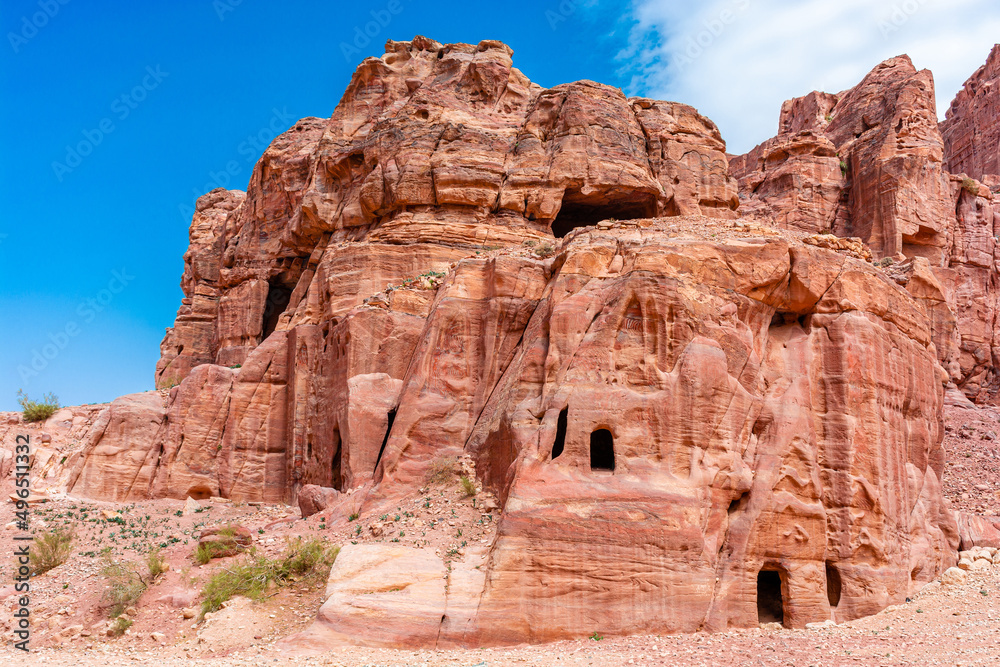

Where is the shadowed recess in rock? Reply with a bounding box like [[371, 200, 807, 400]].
[[826, 562, 842, 609], [262, 279, 292, 341], [373, 409, 396, 473], [550, 189, 657, 238], [551, 408, 568, 460], [589, 429, 615, 471], [757, 569, 786, 625]]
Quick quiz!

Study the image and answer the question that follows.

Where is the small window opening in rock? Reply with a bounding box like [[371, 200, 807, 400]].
[[330, 429, 342, 490], [550, 189, 657, 238], [373, 409, 397, 472], [551, 408, 568, 460], [757, 569, 785, 625], [589, 429, 615, 471], [262, 278, 293, 341], [187, 485, 212, 501], [826, 562, 842, 608], [306, 438, 313, 460]]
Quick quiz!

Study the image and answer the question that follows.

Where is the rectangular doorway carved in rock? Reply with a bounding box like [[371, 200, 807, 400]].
[[590, 428, 615, 471], [757, 569, 785, 625]]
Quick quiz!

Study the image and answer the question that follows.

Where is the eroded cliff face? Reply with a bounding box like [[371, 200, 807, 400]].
[[941, 44, 1000, 181], [59, 37, 973, 645], [731, 51, 1000, 404]]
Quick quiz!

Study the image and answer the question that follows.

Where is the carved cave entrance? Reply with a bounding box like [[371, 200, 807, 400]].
[[590, 429, 615, 471], [551, 408, 568, 460], [826, 562, 842, 609], [262, 278, 293, 341], [550, 189, 657, 238], [757, 569, 786, 625], [186, 485, 212, 501]]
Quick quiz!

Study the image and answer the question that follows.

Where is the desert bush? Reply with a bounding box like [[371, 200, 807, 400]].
[[533, 243, 555, 258], [425, 456, 460, 485], [31, 528, 74, 575], [108, 617, 133, 636], [17, 389, 60, 423], [200, 537, 339, 617], [100, 554, 148, 618], [962, 177, 980, 195], [146, 548, 168, 580], [194, 524, 252, 564], [459, 475, 477, 497]]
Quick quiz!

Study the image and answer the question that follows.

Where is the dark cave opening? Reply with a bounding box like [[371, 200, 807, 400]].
[[589, 429, 615, 471], [757, 569, 786, 625], [330, 429, 342, 490], [262, 278, 293, 341], [551, 408, 568, 460], [550, 189, 657, 238], [826, 562, 842, 608]]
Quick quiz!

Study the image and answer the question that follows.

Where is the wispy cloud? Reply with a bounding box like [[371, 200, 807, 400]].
[[619, 0, 1000, 154]]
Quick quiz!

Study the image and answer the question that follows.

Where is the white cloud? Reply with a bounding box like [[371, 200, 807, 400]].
[[620, 0, 1000, 154]]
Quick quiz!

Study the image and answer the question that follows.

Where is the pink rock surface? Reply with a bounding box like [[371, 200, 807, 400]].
[[56, 38, 979, 647], [941, 44, 1000, 181]]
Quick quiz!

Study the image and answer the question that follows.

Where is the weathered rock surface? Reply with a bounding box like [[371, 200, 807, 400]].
[[941, 44, 1000, 181], [732, 50, 1000, 403], [53, 37, 982, 647]]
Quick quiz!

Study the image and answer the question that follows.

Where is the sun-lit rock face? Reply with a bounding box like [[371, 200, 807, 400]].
[[731, 51, 1000, 404], [64, 37, 965, 646]]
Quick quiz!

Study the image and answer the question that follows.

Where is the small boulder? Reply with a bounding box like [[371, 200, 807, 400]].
[[297, 484, 340, 518], [183, 497, 201, 515], [940, 566, 968, 586]]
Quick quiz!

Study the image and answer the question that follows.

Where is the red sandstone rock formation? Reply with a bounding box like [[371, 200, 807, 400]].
[[732, 51, 1000, 403], [941, 44, 1000, 181], [57, 37, 976, 645]]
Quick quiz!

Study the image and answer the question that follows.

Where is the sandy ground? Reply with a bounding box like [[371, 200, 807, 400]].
[[1, 561, 998, 665]]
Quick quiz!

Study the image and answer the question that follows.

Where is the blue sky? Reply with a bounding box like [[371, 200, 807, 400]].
[[2, 0, 998, 411]]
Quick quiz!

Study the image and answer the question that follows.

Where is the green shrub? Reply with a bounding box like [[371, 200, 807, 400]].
[[533, 243, 555, 258], [194, 540, 231, 565], [108, 617, 133, 636], [839, 160, 848, 176], [200, 538, 339, 617], [962, 177, 980, 195], [146, 548, 168, 580], [100, 554, 148, 618], [31, 528, 74, 575], [159, 376, 182, 389], [459, 475, 477, 497], [17, 389, 60, 423]]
